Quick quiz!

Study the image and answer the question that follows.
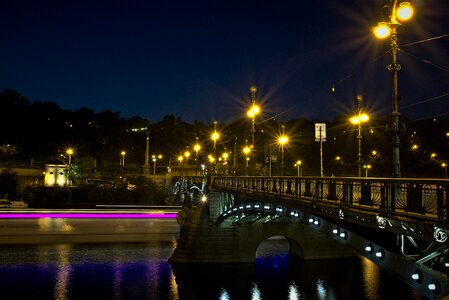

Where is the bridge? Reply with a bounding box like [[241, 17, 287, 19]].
[[169, 175, 449, 299]]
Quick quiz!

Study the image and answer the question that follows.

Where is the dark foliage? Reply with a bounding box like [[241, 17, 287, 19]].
[[1, 88, 448, 178]]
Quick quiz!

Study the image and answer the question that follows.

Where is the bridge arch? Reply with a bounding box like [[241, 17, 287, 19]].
[[255, 235, 304, 260]]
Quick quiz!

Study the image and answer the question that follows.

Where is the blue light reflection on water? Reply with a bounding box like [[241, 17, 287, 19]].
[[0, 239, 428, 299]]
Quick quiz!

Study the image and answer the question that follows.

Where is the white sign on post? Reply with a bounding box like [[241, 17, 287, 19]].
[[315, 123, 326, 142]]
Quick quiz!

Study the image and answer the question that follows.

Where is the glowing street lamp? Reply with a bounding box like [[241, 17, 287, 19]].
[[247, 86, 260, 175], [211, 121, 220, 157], [222, 152, 229, 161], [193, 138, 201, 175], [243, 143, 251, 171], [442, 162, 447, 179], [152, 154, 162, 175], [193, 142, 201, 155], [363, 164, 372, 178], [294, 160, 302, 177], [373, 1, 414, 178], [184, 150, 191, 161], [278, 126, 289, 176], [120, 150, 126, 168], [66, 148, 74, 165], [350, 95, 369, 177]]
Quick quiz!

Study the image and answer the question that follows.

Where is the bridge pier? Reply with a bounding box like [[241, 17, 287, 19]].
[[169, 189, 355, 264]]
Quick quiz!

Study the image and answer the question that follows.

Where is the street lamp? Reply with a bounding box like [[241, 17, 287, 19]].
[[193, 141, 201, 157], [373, 1, 414, 178], [184, 150, 191, 161], [442, 162, 447, 179], [363, 164, 372, 177], [278, 126, 289, 176], [211, 121, 220, 156], [247, 86, 260, 175], [193, 138, 201, 175], [66, 148, 74, 165], [120, 150, 126, 168], [350, 95, 369, 177], [177, 155, 184, 176], [294, 160, 302, 177], [243, 143, 251, 171], [152, 154, 162, 175]]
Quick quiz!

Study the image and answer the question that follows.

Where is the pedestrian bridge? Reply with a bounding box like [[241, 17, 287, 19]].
[[169, 175, 449, 299]]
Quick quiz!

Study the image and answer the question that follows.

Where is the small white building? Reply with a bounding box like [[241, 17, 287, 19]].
[[44, 164, 68, 187]]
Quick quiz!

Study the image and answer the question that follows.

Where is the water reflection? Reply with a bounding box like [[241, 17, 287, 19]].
[[251, 284, 262, 300], [288, 282, 300, 300], [0, 223, 429, 300], [55, 244, 71, 300]]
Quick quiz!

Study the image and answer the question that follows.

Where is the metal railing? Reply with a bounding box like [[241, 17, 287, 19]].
[[212, 176, 449, 224]]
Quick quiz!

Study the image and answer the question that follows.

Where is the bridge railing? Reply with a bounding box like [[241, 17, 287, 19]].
[[212, 176, 449, 224]]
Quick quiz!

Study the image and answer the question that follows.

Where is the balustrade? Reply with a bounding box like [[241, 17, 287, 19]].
[[212, 176, 449, 223]]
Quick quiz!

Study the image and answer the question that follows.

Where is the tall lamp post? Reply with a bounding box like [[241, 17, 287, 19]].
[[350, 95, 369, 177], [211, 121, 220, 156], [294, 160, 302, 177], [211, 123, 220, 174], [152, 154, 162, 175], [278, 125, 289, 176], [247, 86, 260, 175], [66, 148, 74, 165], [193, 138, 201, 175], [373, 1, 414, 178], [363, 164, 372, 178], [120, 150, 126, 169], [144, 126, 150, 175], [442, 163, 447, 179], [243, 140, 251, 175]]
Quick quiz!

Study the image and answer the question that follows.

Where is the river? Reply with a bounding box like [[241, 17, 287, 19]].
[[0, 216, 427, 299]]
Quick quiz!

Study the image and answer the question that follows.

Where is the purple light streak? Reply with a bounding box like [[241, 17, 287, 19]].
[[0, 212, 178, 219]]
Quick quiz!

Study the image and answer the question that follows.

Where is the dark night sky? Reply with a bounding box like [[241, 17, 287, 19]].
[[1, 0, 449, 124]]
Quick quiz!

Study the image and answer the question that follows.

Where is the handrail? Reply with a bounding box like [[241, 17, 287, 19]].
[[211, 176, 449, 225]]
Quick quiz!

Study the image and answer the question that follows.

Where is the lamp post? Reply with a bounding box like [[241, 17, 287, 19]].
[[243, 140, 251, 175], [294, 160, 302, 177], [177, 155, 184, 176], [211, 121, 220, 156], [363, 164, 372, 177], [373, 1, 414, 178], [193, 138, 201, 175], [152, 154, 162, 175], [350, 95, 369, 177], [144, 126, 150, 175], [66, 148, 74, 165], [278, 125, 289, 176], [442, 163, 447, 179], [120, 151, 126, 168], [247, 86, 260, 175], [211, 122, 220, 174]]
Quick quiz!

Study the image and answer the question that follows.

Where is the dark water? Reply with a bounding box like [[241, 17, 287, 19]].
[[0, 222, 427, 300]]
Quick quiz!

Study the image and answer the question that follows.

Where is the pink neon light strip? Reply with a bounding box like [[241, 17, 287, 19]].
[[0, 213, 178, 219]]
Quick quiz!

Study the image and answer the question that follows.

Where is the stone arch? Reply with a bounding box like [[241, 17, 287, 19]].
[[255, 235, 305, 260], [237, 222, 354, 262]]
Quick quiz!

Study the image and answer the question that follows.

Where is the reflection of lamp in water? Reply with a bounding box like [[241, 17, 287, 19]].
[[55, 244, 72, 300]]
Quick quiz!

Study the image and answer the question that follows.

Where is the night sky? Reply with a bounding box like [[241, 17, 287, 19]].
[[1, 0, 449, 124]]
